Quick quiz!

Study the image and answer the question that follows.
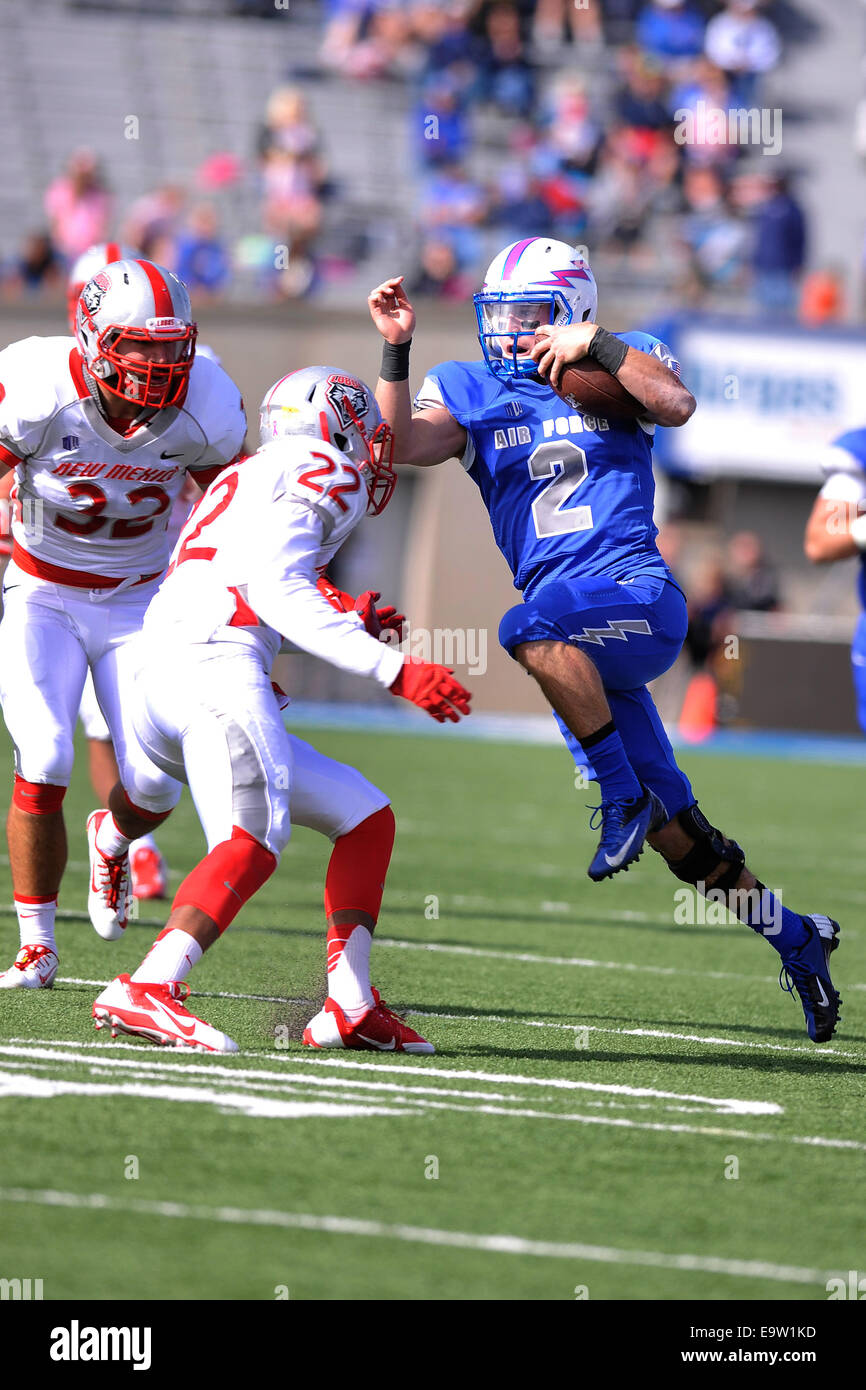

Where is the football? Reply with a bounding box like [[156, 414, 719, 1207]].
[[551, 357, 645, 422]]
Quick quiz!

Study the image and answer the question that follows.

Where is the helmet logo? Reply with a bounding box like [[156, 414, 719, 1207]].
[[81, 273, 110, 314], [326, 375, 367, 431], [536, 267, 592, 290]]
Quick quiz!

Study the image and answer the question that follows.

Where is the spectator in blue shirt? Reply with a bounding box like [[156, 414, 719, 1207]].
[[750, 172, 807, 316], [175, 204, 230, 299], [636, 0, 706, 63]]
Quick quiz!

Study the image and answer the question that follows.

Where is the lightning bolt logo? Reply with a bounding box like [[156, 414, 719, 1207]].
[[537, 267, 592, 290], [569, 619, 652, 647]]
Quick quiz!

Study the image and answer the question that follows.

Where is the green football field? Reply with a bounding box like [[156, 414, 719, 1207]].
[[0, 721, 863, 1302]]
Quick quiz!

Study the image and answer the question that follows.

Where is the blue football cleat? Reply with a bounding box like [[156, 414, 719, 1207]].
[[779, 914, 841, 1043], [587, 786, 667, 882]]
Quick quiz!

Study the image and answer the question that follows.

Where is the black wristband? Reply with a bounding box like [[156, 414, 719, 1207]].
[[587, 327, 628, 376], [380, 339, 412, 382]]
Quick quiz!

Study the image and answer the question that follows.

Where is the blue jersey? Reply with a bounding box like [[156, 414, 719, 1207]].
[[824, 426, 866, 609], [417, 331, 677, 597]]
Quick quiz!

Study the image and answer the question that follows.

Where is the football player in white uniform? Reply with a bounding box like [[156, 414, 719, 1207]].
[[67, 243, 173, 900], [91, 366, 471, 1053], [0, 257, 246, 989]]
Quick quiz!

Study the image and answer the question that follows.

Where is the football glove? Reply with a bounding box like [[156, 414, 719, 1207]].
[[316, 575, 405, 642], [390, 659, 472, 723]]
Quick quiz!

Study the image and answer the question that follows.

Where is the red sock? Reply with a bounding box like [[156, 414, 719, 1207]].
[[324, 805, 395, 921], [172, 827, 276, 934]]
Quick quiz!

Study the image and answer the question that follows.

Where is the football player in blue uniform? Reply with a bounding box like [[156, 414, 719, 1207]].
[[804, 424, 866, 733], [368, 236, 841, 1042]]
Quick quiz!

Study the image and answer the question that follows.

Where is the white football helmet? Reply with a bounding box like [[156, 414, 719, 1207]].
[[474, 237, 597, 379], [75, 258, 197, 411], [258, 365, 396, 515], [66, 241, 134, 332]]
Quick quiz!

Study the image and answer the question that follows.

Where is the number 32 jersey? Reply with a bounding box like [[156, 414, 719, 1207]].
[[0, 336, 246, 584], [415, 331, 679, 598]]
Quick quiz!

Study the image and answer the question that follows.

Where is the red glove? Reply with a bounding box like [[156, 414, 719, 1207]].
[[390, 659, 472, 723], [316, 575, 405, 642]]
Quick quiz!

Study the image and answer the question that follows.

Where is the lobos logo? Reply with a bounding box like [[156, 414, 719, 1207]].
[[81, 271, 111, 315], [326, 375, 366, 430]]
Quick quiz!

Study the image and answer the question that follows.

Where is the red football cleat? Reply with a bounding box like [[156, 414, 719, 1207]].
[[93, 974, 237, 1053], [129, 841, 168, 901], [303, 988, 434, 1054]]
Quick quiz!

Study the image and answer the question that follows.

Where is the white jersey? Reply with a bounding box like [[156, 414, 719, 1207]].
[[0, 336, 246, 585], [143, 436, 404, 689]]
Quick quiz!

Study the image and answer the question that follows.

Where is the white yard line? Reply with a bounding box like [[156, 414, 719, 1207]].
[[0, 1043, 781, 1115], [3, 1042, 863, 1149], [0, 1186, 830, 1287], [403, 1011, 862, 1058]]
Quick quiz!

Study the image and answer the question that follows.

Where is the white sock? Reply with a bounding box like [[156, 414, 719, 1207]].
[[326, 923, 374, 1023], [15, 896, 57, 952], [96, 812, 131, 860], [129, 832, 157, 857], [132, 928, 203, 985]]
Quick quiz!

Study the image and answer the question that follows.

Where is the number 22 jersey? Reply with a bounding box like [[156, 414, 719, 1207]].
[[415, 331, 680, 598]]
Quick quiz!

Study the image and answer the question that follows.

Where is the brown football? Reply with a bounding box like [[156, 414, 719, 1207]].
[[552, 358, 644, 422]]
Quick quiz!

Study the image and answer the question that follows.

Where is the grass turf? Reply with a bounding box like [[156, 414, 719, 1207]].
[[0, 723, 863, 1301]]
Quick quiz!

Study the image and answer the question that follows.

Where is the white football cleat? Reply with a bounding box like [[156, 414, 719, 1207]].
[[0, 944, 59, 989], [93, 974, 238, 1053], [87, 810, 132, 941]]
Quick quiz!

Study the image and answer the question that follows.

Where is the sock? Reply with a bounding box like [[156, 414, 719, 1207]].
[[581, 721, 642, 802], [172, 827, 277, 935], [131, 926, 203, 984], [15, 894, 57, 951], [96, 812, 131, 860], [739, 883, 808, 955], [326, 923, 374, 1022], [129, 832, 157, 857], [324, 806, 395, 921]]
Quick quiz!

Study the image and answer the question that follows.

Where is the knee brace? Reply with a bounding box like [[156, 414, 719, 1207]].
[[12, 776, 66, 814], [660, 802, 745, 893]]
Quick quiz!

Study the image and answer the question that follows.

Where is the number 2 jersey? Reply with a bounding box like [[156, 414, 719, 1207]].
[[142, 435, 404, 688], [0, 336, 246, 585], [415, 331, 680, 598]]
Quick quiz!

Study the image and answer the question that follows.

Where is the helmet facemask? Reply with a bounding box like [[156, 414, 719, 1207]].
[[76, 294, 197, 412], [325, 389, 396, 517], [474, 290, 576, 380]]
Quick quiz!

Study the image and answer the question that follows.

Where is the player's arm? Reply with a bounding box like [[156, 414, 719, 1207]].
[[531, 322, 696, 427], [368, 275, 468, 467], [187, 374, 248, 489], [248, 503, 470, 722], [804, 456, 866, 563]]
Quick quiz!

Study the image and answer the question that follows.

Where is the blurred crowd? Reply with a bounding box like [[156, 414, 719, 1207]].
[[0, 0, 844, 321]]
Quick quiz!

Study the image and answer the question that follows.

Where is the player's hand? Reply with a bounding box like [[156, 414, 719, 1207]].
[[374, 603, 405, 644], [531, 322, 598, 390], [390, 658, 472, 723], [317, 576, 405, 642], [368, 275, 416, 345]]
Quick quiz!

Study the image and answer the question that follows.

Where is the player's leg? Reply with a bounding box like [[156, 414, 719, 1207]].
[[86, 631, 182, 940], [93, 650, 283, 1050], [80, 670, 167, 900], [605, 684, 840, 1043], [500, 573, 684, 879], [286, 733, 433, 1053], [0, 584, 88, 988]]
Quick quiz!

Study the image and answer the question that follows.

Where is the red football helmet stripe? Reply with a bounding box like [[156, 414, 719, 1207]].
[[106, 241, 121, 264], [136, 259, 174, 318]]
